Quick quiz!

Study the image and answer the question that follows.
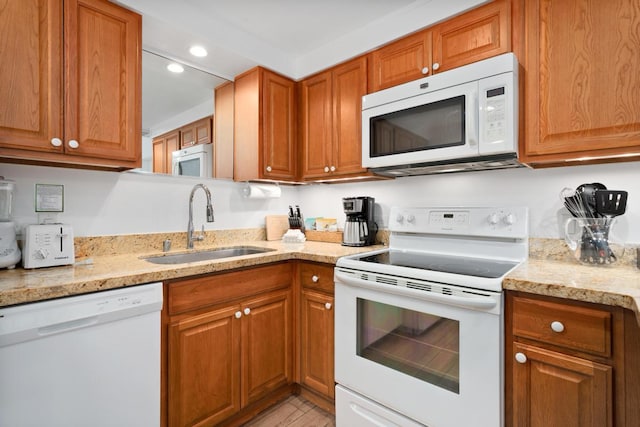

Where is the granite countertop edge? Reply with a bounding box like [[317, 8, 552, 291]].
[[0, 241, 379, 308], [504, 258, 640, 323], [2, 242, 640, 323]]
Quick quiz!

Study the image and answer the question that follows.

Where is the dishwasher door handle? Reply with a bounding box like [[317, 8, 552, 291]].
[[38, 316, 99, 336]]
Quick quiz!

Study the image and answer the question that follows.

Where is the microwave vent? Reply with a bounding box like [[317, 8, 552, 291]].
[[369, 153, 528, 177]]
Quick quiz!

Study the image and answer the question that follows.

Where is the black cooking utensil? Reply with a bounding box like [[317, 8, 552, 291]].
[[595, 190, 628, 218], [576, 183, 607, 218]]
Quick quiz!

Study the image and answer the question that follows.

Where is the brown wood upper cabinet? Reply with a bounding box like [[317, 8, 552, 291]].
[[300, 57, 369, 180], [234, 67, 297, 182], [179, 116, 212, 148], [152, 131, 179, 174], [0, 0, 141, 169], [519, 0, 640, 166], [214, 81, 234, 179], [368, 0, 510, 93]]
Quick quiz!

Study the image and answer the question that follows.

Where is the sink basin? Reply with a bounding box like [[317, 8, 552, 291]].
[[142, 246, 276, 265]]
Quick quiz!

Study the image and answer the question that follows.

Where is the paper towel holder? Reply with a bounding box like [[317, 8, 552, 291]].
[[242, 182, 282, 199]]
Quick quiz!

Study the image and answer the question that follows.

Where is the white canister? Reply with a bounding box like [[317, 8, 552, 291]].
[[0, 177, 15, 222]]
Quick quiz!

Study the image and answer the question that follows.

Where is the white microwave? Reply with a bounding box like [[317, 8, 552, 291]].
[[362, 52, 522, 176], [172, 144, 213, 178]]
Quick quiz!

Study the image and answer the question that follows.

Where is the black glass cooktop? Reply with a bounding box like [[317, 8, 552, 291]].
[[356, 251, 519, 279]]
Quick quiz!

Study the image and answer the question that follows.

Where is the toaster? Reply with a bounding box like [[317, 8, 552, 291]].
[[23, 224, 75, 269]]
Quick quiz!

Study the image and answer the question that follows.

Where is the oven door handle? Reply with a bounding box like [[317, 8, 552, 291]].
[[335, 271, 498, 310]]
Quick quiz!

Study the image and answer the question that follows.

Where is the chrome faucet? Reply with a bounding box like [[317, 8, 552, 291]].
[[187, 183, 214, 249]]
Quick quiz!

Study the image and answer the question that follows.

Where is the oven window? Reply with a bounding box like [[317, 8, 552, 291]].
[[369, 95, 465, 157], [177, 158, 200, 177], [356, 298, 460, 394]]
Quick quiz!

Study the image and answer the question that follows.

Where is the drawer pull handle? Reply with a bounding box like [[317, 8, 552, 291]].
[[551, 321, 565, 333], [515, 352, 527, 364], [325, 302, 332, 310], [244, 308, 251, 316], [312, 275, 319, 283], [235, 311, 242, 319]]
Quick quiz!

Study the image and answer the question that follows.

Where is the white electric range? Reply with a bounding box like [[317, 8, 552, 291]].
[[334, 205, 528, 427]]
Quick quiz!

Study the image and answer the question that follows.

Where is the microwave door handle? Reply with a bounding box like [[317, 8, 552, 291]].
[[468, 90, 479, 148], [173, 155, 182, 175], [334, 270, 498, 310]]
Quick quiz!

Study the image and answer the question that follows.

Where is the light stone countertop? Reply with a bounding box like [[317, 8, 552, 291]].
[[503, 259, 640, 323], [2, 234, 640, 324], [0, 240, 382, 308]]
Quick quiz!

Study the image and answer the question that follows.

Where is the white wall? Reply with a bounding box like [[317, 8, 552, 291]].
[[1, 163, 299, 238], [296, 161, 640, 244], [2, 160, 639, 244]]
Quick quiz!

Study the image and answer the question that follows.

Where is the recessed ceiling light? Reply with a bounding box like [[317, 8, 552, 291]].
[[189, 45, 208, 57], [167, 63, 184, 73]]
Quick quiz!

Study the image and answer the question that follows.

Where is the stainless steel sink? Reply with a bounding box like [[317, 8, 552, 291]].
[[142, 246, 276, 265]]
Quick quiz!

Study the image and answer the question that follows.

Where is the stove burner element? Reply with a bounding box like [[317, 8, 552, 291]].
[[358, 251, 519, 279]]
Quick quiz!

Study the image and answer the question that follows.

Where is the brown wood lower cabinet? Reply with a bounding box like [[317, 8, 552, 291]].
[[511, 342, 612, 427], [169, 305, 241, 426], [297, 262, 336, 412], [300, 289, 335, 399], [506, 291, 640, 427], [164, 263, 293, 427]]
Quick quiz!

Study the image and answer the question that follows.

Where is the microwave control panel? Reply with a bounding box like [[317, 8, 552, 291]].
[[478, 69, 516, 154], [484, 86, 506, 144]]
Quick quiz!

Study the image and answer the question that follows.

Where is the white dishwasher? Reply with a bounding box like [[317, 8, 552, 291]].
[[0, 282, 163, 427]]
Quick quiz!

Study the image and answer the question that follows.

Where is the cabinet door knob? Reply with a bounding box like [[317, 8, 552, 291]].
[[330, 165, 336, 172], [311, 275, 319, 283], [515, 352, 527, 364], [325, 302, 332, 310], [324, 166, 329, 173], [550, 321, 565, 333], [432, 62, 440, 71], [51, 137, 62, 147], [68, 139, 79, 149], [266, 166, 272, 172], [243, 307, 251, 316], [235, 311, 242, 319], [421, 67, 429, 75]]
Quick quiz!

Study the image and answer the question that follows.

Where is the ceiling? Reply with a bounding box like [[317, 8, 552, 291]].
[[117, 0, 486, 81], [141, 51, 227, 135]]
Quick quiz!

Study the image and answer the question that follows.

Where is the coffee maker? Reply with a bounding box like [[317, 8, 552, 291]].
[[342, 196, 376, 247], [0, 177, 21, 269]]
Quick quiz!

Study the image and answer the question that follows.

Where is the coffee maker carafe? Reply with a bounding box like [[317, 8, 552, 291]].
[[342, 196, 376, 247], [0, 177, 21, 269]]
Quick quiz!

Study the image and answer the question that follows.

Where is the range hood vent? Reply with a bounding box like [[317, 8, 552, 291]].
[[369, 153, 528, 177]]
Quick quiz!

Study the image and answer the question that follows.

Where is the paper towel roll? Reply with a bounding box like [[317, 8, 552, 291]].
[[243, 183, 281, 199]]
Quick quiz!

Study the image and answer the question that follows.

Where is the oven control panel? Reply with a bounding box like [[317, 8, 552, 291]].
[[390, 206, 528, 239]]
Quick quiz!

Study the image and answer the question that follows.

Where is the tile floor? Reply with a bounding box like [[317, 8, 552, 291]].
[[242, 395, 335, 427]]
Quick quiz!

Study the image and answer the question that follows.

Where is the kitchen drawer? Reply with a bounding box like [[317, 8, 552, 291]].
[[167, 263, 292, 315], [512, 296, 612, 357], [299, 263, 335, 294]]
